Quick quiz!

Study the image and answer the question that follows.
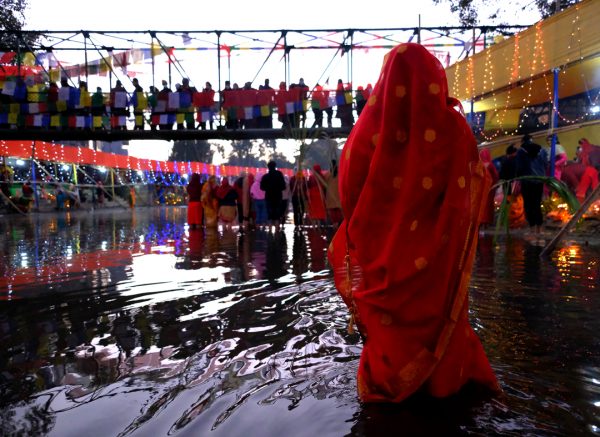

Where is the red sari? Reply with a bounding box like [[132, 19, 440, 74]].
[[479, 149, 499, 226], [328, 43, 499, 402], [307, 164, 327, 221]]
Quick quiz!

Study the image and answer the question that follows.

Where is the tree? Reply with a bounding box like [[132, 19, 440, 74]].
[[269, 151, 294, 169], [225, 139, 266, 167], [0, 0, 38, 50], [432, 0, 580, 26], [296, 137, 342, 170], [169, 139, 219, 163]]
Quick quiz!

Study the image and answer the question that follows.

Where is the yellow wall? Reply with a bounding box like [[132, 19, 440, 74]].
[[447, 0, 600, 106]]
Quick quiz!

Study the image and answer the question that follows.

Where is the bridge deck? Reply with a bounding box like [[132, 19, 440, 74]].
[[0, 127, 352, 142]]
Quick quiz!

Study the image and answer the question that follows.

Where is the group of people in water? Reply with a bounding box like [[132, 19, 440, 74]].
[[185, 159, 342, 232], [480, 133, 600, 235]]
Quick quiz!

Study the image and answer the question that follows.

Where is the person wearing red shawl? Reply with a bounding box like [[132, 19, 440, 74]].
[[328, 43, 499, 403], [216, 177, 238, 226], [578, 138, 600, 169], [275, 82, 293, 129], [186, 173, 203, 229], [310, 84, 327, 128], [479, 148, 499, 227], [307, 164, 327, 225]]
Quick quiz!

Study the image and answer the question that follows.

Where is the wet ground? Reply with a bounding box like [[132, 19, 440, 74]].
[[0, 207, 599, 436]]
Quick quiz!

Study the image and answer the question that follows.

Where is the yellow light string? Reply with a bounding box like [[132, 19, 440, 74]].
[[554, 4, 598, 124], [514, 22, 542, 133], [536, 21, 556, 131]]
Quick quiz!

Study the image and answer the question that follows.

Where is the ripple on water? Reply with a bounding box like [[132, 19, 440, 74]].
[[1, 212, 600, 435]]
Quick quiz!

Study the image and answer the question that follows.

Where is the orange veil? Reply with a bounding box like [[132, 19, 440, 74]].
[[328, 43, 499, 402]]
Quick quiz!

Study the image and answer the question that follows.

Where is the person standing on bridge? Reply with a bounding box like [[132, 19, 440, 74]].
[[328, 43, 499, 403]]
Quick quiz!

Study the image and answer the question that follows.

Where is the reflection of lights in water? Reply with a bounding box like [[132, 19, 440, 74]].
[[569, 247, 579, 259], [19, 252, 28, 268], [556, 245, 582, 282], [101, 241, 108, 251], [139, 235, 145, 243], [66, 246, 73, 260]]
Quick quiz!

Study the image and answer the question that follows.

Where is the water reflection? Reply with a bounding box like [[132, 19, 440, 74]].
[[0, 208, 599, 435]]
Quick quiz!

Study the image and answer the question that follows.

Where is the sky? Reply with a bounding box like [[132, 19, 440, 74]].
[[21, 0, 542, 163], [24, 0, 463, 32]]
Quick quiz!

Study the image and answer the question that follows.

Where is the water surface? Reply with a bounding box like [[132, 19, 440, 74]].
[[1, 207, 599, 436]]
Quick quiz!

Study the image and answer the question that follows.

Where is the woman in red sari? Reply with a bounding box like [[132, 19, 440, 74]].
[[307, 164, 327, 225], [186, 173, 203, 229], [479, 148, 499, 227], [328, 43, 499, 403]]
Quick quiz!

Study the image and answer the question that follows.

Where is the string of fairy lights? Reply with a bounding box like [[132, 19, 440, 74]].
[[452, 3, 600, 141]]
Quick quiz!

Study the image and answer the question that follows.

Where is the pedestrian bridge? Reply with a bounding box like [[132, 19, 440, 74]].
[[0, 126, 352, 142]]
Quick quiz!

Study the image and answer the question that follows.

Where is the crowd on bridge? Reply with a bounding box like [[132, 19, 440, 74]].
[[0, 73, 372, 131]]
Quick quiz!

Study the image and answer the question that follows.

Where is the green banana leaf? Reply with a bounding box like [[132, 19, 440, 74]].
[[490, 176, 580, 243]]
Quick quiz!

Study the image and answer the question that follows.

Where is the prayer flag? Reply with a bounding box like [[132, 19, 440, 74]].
[[168, 92, 180, 110], [29, 103, 40, 114], [114, 91, 127, 108], [9, 103, 19, 114], [80, 91, 91, 108], [155, 100, 167, 113], [244, 107, 253, 120], [180, 92, 192, 108], [176, 113, 185, 124], [58, 87, 70, 102], [27, 85, 40, 102], [56, 100, 67, 112], [345, 91, 353, 104], [135, 92, 147, 110], [2, 81, 16, 96], [49, 69, 60, 83], [8, 113, 18, 124], [34, 115, 43, 127], [76, 116, 86, 128], [135, 115, 143, 126], [285, 102, 295, 114], [50, 115, 61, 127], [93, 116, 103, 128], [260, 105, 270, 117]]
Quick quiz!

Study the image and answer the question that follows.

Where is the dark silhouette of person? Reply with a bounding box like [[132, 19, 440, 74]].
[[260, 160, 286, 227]]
